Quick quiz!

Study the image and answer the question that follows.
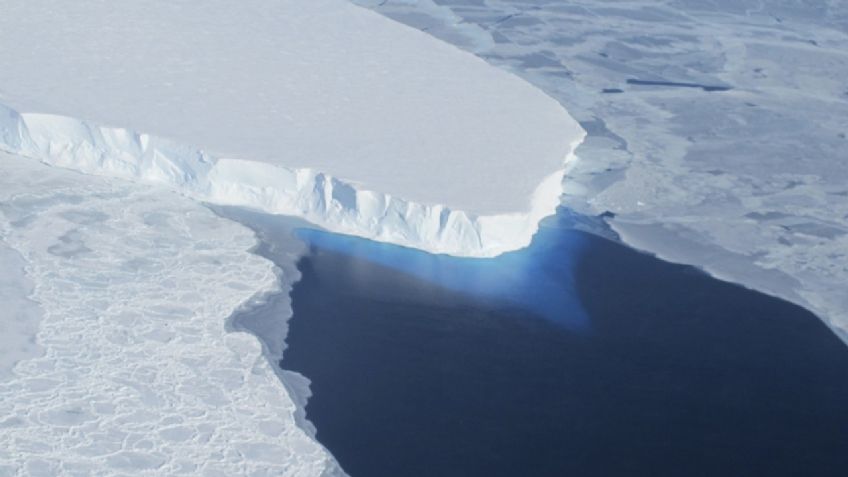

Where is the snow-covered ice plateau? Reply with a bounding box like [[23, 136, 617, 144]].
[[0, 0, 584, 257], [0, 153, 343, 476]]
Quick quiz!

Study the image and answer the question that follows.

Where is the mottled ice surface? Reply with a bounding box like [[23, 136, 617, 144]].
[[0, 153, 342, 476], [355, 0, 848, 340]]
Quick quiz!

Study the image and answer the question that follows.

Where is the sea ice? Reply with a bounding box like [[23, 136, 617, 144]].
[[0, 153, 343, 476]]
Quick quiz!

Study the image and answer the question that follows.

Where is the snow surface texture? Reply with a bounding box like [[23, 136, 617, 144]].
[[355, 0, 848, 341], [0, 153, 343, 476], [0, 0, 584, 257]]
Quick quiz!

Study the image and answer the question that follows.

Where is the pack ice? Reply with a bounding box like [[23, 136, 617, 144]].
[[0, 152, 343, 475], [0, 0, 583, 257]]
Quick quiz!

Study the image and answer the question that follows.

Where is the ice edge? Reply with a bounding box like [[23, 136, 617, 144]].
[[0, 103, 585, 258]]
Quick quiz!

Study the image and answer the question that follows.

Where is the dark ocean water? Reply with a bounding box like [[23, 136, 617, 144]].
[[279, 209, 848, 477]]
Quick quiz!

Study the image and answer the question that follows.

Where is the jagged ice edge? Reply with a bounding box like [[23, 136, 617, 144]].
[[0, 103, 584, 257]]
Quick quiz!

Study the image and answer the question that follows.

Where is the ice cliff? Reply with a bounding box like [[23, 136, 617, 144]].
[[0, 104, 583, 257]]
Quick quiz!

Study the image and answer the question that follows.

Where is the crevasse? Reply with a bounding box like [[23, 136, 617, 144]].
[[0, 103, 584, 257]]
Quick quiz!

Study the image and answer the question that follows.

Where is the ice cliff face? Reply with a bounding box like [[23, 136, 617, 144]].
[[0, 104, 583, 257]]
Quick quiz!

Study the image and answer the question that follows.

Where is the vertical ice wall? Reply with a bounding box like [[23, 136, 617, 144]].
[[0, 103, 583, 257]]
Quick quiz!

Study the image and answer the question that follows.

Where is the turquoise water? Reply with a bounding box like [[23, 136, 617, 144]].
[[294, 211, 590, 331]]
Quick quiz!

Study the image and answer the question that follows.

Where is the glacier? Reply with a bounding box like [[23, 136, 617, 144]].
[[0, 0, 584, 257], [0, 104, 581, 258]]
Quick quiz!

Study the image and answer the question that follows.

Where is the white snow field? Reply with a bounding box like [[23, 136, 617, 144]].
[[0, 0, 583, 257], [0, 153, 343, 476], [355, 0, 848, 342]]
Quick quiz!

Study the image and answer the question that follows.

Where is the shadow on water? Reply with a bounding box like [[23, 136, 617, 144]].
[[281, 207, 848, 477]]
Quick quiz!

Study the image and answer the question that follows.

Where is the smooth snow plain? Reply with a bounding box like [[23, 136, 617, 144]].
[[0, 153, 343, 476], [354, 0, 848, 341], [0, 0, 583, 257]]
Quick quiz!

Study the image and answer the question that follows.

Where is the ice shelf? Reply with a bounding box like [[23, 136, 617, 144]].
[[0, 0, 584, 257]]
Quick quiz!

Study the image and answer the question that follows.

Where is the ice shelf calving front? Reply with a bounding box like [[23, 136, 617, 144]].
[[0, 0, 584, 257]]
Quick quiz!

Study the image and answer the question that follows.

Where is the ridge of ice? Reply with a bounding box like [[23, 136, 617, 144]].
[[0, 103, 583, 257]]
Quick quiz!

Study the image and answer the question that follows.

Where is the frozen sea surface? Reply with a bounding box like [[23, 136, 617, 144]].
[[353, 0, 848, 339], [0, 153, 342, 476]]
